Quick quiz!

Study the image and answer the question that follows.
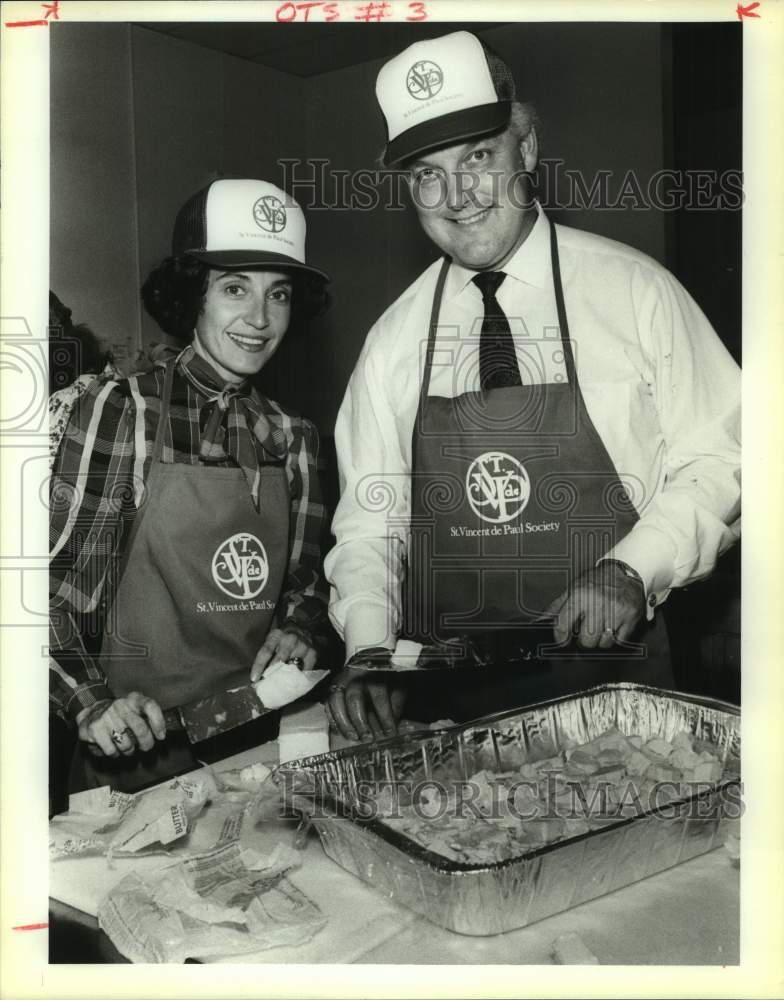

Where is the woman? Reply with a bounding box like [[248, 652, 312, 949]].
[[50, 179, 331, 793]]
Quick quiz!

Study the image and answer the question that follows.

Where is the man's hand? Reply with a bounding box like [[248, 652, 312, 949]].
[[325, 664, 406, 742], [542, 561, 646, 649], [250, 626, 318, 683], [76, 692, 167, 757]]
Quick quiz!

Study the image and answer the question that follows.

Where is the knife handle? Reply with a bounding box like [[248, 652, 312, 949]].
[[162, 707, 185, 731]]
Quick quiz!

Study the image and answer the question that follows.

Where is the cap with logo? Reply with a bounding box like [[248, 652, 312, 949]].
[[172, 178, 329, 282], [376, 31, 514, 167]]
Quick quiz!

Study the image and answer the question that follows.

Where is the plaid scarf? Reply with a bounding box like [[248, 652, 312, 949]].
[[177, 346, 288, 510]]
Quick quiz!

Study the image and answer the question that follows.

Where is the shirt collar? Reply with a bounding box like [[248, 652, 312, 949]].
[[175, 344, 287, 465], [445, 201, 550, 301], [177, 344, 252, 399]]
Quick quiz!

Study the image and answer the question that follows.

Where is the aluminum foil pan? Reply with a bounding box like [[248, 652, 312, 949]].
[[280, 684, 740, 936]]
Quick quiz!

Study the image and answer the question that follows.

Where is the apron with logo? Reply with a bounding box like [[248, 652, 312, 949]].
[[72, 359, 290, 791], [403, 221, 672, 721]]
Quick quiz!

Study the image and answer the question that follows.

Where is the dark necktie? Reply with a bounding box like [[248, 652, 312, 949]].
[[472, 271, 522, 390]]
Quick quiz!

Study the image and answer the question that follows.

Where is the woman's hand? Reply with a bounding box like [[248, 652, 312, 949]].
[[76, 692, 167, 757], [250, 626, 318, 683]]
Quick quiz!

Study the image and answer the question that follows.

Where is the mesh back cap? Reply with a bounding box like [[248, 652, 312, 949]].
[[376, 31, 512, 167], [172, 178, 329, 281]]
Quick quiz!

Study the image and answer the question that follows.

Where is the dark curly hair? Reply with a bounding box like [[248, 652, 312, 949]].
[[141, 256, 330, 341]]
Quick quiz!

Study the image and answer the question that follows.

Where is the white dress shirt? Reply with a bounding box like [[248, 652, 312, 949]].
[[325, 206, 741, 659]]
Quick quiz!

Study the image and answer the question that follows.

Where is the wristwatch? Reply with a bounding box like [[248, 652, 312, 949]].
[[599, 558, 645, 590]]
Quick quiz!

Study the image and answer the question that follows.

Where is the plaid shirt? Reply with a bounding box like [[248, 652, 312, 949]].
[[50, 353, 329, 723]]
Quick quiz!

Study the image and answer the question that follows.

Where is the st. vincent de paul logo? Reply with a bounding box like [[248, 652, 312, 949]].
[[253, 195, 287, 234], [406, 60, 444, 101], [466, 451, 531, 524], [212, 532, 269, 599]]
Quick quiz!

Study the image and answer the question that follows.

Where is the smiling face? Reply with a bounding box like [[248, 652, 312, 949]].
[[407, 127, 538, 271], [193, 269, 293, 383]]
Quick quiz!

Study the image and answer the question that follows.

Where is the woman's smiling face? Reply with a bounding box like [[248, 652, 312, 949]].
[[193, 269, 293, 382]]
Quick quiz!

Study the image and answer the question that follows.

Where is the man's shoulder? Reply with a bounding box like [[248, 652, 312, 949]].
[[554, 221, 670, 280]]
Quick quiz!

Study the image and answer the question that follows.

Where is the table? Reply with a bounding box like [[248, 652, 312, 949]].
[[49, 741, 740, 965]]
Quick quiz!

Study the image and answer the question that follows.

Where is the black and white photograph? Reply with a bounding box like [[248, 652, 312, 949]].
[[0, 0, 781, 994]]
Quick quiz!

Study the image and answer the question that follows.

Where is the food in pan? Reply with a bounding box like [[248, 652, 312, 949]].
[[372, 726, 727, 864]]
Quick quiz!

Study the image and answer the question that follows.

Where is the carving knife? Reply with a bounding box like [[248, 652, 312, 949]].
[[161, 659, 329, 743], [162, 683, 274, 744], [348, 623, 631, 672]]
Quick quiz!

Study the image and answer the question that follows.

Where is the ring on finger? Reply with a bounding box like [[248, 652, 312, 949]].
[[110, 727, 133, 745], [602, 627, 618, 638]]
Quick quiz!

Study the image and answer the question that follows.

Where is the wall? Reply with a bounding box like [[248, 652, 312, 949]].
[[130, 26, 306, 353], [50, 24, 139, 369], [665, 23, 742, 363], [50, 24, 305, 366], [481, 22, 665, 254]]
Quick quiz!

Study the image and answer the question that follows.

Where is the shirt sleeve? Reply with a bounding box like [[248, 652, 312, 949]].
[[49, 380, 135, 723], [601, 266, 741, 614], [324, 326, 410, 660], [277, 418, 330, 644]]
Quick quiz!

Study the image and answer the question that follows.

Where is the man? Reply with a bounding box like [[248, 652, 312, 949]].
[[324, 31, 741, 740]]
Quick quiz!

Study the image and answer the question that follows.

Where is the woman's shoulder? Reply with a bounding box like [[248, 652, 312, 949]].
[[252, 389, 303, 427], [99, 346, 178, 401], [61, 364, 170, 434], [254, 392, 319, 452], [51, 373, 133, 472]]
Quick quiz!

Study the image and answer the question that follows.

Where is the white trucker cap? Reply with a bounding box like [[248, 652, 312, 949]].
[[376, 31, 514, 167], [172, 178, 329, 281]]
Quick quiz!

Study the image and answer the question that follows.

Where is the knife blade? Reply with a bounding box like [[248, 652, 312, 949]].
[[161, 657, 332, 744], [162, 682, 273, 744], [349, 623, 590, 672]]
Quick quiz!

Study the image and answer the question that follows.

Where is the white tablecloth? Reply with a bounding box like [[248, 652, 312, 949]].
[[50, 741, 739, 965]]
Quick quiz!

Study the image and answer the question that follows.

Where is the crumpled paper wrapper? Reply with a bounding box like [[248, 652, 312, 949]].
[[50, 755, 287, 864], [187, 759, 284, 843], [97, 839, 325, 962], [49, 773, 216, 859]]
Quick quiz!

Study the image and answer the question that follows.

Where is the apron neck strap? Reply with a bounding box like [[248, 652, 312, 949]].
[[411, 256, 451, 480], [549, 220, 578, 386], [115, 357, 177, 589], [150, 357, 177, 465], [415, 256, 451, 414]]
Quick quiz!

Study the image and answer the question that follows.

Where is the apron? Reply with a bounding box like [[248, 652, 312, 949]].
[[403, 220, 672, 722], [71, 359, 290, 792]]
